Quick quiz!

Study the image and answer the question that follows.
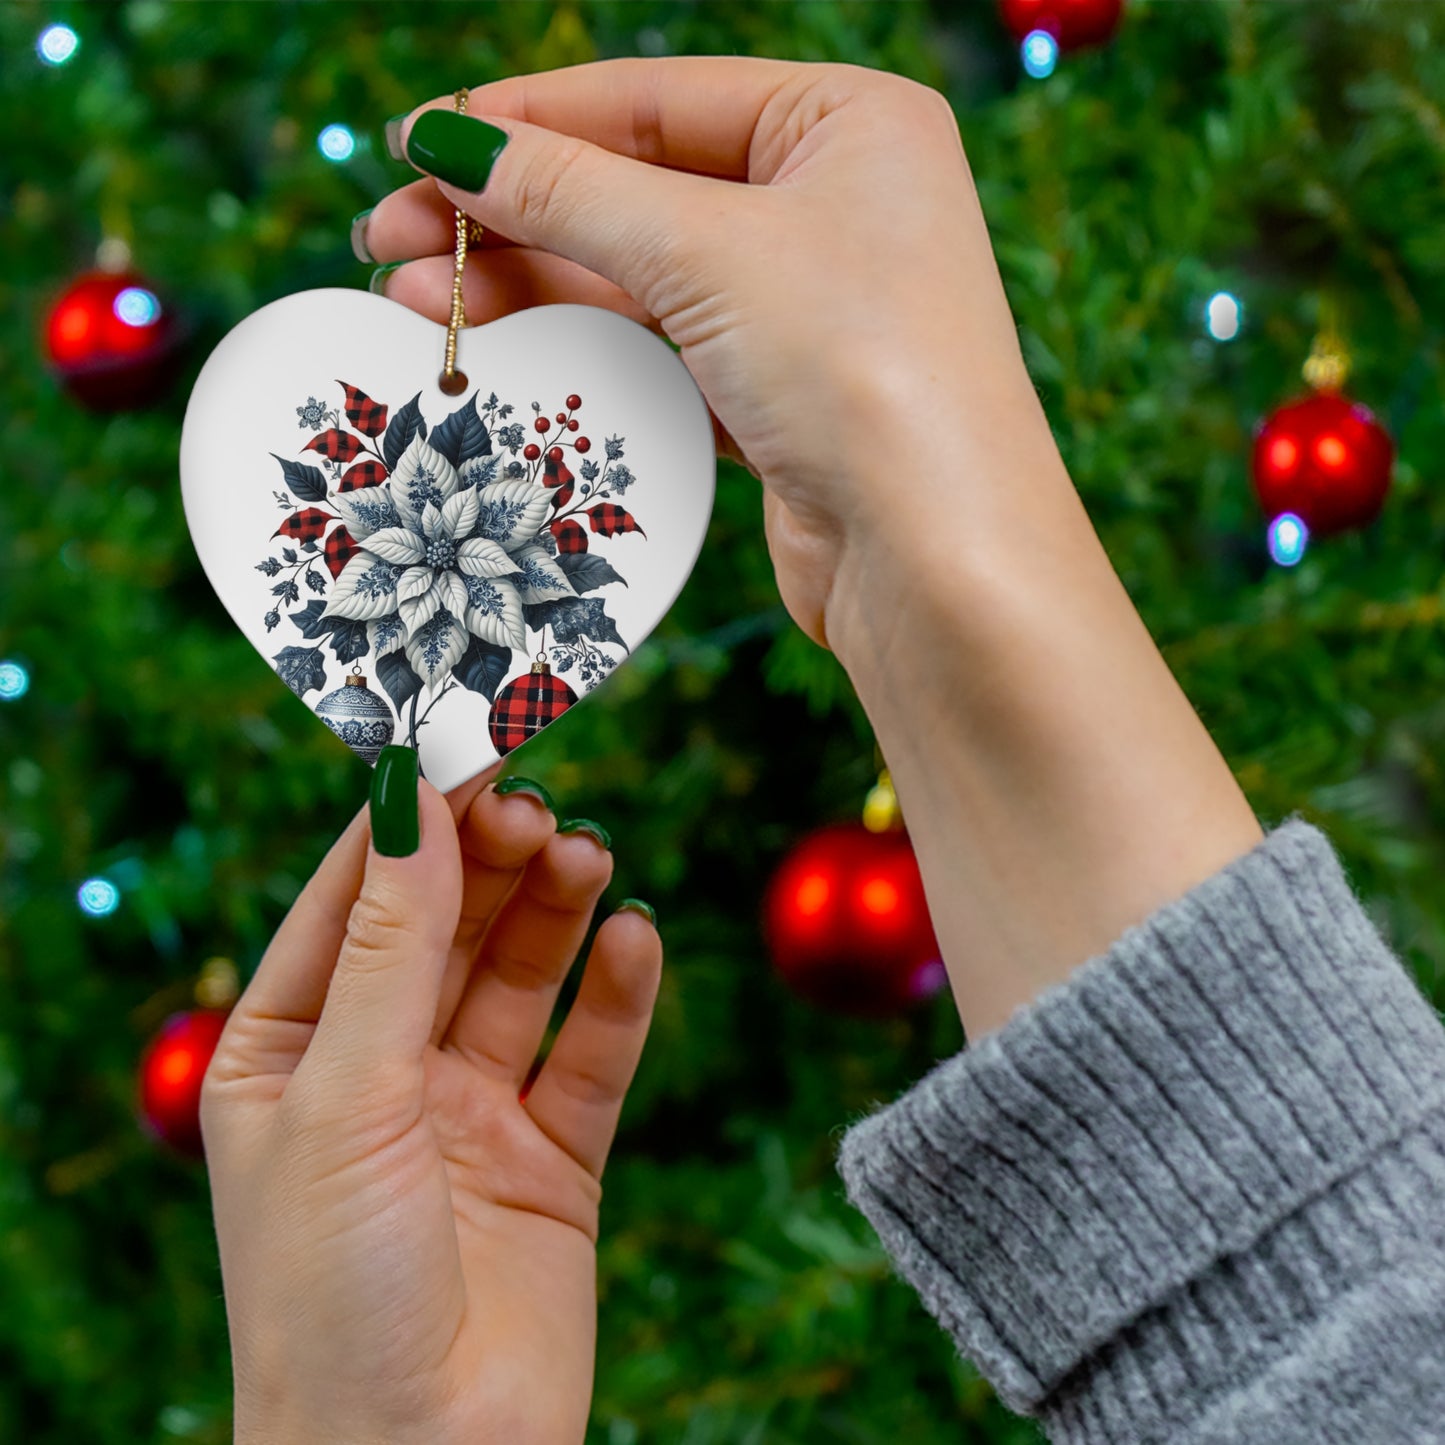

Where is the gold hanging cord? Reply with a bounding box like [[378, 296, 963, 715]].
[[440, 88, 485, 395]]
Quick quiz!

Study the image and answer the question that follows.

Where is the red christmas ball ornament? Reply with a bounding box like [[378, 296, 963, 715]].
[[137, 1008, 230, 1157], [1251, 391, 1393, 537], [763, 822, 945, 1017], [45, 269, 182, 410], [998, 0, 1124, 49], [488, 658, 578, 757]]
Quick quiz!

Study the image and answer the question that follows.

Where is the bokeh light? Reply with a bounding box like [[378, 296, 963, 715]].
[[1267, 512, 1309, 567], [317, 124, 356, 162], [1205, 291, 1242, 341], [37, 24, 79, 66], [0, 660, 29, 701], [114, 287, 161, 328], [77, 877, 121, 917], [1021, 30, 1059, 79]]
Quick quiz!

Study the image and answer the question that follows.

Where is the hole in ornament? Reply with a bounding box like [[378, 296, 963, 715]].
[[438, 367, 468, 396]]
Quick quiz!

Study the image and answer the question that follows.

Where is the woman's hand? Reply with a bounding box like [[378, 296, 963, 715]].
[[202, 759, 661, 1445], [364, 58, 1261, 1041], [361, 56, 1047, 652]]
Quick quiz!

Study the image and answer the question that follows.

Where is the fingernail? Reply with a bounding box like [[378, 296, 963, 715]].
[[617, 898, 656, 926], [370, 745, 420, 857], [494, 775, 555, 812], [369, 261, 404, 297], [404, 109, 509, 192], [350, 208, 375, 264], [384, 113, 409, 162], [559, 818, 612, 850]]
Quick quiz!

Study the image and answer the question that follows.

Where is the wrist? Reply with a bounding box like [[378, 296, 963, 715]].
[[822, 416, 1262, 1038]]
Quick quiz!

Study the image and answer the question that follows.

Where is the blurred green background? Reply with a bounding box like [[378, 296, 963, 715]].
[[3, 1, 1445, 1441]]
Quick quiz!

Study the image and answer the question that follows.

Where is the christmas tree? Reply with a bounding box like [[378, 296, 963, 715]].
[[3, 3, 1444, 1441]]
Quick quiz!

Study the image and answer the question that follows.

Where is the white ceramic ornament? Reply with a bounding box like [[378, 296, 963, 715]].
[[180, 289, 715, 791]]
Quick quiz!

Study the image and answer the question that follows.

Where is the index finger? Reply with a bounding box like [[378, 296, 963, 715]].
[[413, 55, 810, 183]]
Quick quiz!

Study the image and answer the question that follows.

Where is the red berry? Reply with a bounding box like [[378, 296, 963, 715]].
[[535, 416, 550, 433], [566, 419, 579, 431], [556, 412, 568, 424], [574, 436, 591, 454], [547, 446, 564, 463], [566, 394, 581, 410], [523, 443, 540, 460]]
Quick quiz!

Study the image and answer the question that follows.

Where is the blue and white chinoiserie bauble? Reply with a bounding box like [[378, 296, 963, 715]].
[[315, 672, 395, 765], [179, 291, 716, 792]]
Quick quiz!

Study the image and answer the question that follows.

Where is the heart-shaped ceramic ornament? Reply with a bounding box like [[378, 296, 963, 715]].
[[180, 290, 715, 792]]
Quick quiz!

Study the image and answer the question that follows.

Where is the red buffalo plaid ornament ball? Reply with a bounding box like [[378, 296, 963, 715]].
[[488, 658, 578, 757]]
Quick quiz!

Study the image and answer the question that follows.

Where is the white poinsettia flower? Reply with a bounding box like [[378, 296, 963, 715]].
[[389, 435, 459, 532], [321, 432, 575, 686]]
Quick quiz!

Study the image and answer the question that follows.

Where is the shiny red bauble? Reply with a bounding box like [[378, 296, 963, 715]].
[[44, 270, 182, 409], [763, 823, 945, 1017], [998, 0, 1124, 49], [137, 1008, 229, 1157], [1251, 392, 1394, 537]]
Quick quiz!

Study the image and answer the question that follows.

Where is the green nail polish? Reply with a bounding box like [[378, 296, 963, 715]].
[[494, 775, 555, 812], [559, 818, 612, 850], [405, 110, 509, 192], [369, 261, 404, 296], [350, 208, 375, 264], [370, 746, 420, 857], [384, 113, 409, 162], [617, 898, 656, 926]]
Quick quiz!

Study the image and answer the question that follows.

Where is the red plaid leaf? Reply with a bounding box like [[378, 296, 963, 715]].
[[274, 507, 338, 545], [337, 381, 389, 438], [303, 428, 365, 464], [542, 453, 575, 490], [587, 503, 646, 538], [551, 481, 575, 509], [550, 519, 588, 554], [338, 459, 389, 492], [324, 526, 358, 579]]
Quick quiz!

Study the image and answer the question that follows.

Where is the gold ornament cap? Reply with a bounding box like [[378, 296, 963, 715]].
[[863, 768, 903, 833], [194, 956, 240, 1010]]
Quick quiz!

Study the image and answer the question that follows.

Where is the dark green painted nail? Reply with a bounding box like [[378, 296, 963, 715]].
[[350, 208, 375, 264], [617, 898, 656, 926], [369, 261, 404, 296], [494, 775, 555, 812], [370, 746, 419, 857], [559, 818, 612, 850], [404, 109, 509, 192], [384, 113, 409, 161]]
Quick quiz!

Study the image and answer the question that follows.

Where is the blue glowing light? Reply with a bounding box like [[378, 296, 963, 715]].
[[37, 24, 79, 66], [1021, 30, 1059, 79], [0, 660, 29, 701], [1205, 291, 1242, 342], [318, 124, 356, 162], [114, 287, 161, 328], [77, 877, 121, 917], [1267, 512, 1309, 567]]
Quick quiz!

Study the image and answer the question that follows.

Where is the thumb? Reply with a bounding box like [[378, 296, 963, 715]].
[[303, 747, 463, 1089], [396, 106, 737, 317]]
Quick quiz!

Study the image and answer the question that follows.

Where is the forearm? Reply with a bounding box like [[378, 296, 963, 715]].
[[826, 377, 1262, 1039]]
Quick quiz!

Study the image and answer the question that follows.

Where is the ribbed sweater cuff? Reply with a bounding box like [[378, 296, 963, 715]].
[[836, 818, 1445, 1425]]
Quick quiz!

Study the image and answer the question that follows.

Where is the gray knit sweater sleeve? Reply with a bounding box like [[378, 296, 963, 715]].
[[836, 818, 1445, 1443]]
